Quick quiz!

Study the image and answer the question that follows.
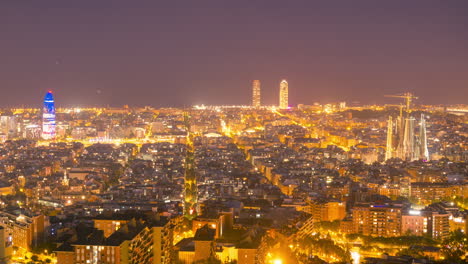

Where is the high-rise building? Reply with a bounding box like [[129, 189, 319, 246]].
[[279, 79, 288, 109], [42, 91, 56, 140], [352, 203, 402, 237], [252, 80, 261, 107]]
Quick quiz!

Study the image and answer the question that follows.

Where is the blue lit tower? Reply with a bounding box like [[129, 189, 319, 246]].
[[42, 91, 56, 139]]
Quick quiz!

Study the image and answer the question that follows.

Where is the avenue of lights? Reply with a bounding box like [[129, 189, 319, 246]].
[[0, 89, 466, 264]]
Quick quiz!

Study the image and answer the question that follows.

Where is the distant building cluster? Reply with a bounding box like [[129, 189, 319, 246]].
[[0, 91, 466, 264], [250, 79, 289, 109]]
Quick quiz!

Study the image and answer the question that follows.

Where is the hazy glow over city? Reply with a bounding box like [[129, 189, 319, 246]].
[[0, 1, 467, 264]]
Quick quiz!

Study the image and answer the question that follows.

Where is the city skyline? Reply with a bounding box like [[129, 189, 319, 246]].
[[0, 94, 465, 264], [3, 81, 467, 110], [1, 1, 468, 107], [0, 1, 467, 264]]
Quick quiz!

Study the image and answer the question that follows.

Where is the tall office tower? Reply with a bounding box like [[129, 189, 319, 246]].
[[42, 91, 56, 140], [419, 114, 429, 160], [183, 112, 198, 220], [252, 80, 261, 107], [402, 117, 416, 160], [279, 79, 288, 109], [385, 116, 393, 160]]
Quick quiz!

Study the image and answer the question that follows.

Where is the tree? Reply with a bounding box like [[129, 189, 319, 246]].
[[397, 247, 425, 259], [441, 230, 468, 263]]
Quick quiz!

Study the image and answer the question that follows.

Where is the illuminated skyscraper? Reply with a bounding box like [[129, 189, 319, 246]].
[[252, 80, 261, 107], [42, 91, 56, 140], [279, 79, 288, 109]]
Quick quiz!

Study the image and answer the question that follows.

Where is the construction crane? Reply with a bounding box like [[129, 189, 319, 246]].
[[385, 92, 418, 114], [384, 104, 404, 117]]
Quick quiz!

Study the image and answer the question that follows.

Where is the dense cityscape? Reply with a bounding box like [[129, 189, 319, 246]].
[[0, 80, 466, 264], [2, 1, 468, 264]]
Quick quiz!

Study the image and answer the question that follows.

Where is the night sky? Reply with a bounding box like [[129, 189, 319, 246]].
[[1, 0, 467, 107]]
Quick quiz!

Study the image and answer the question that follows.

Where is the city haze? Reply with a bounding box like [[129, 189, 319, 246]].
[[1, 0, 468, 107]]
